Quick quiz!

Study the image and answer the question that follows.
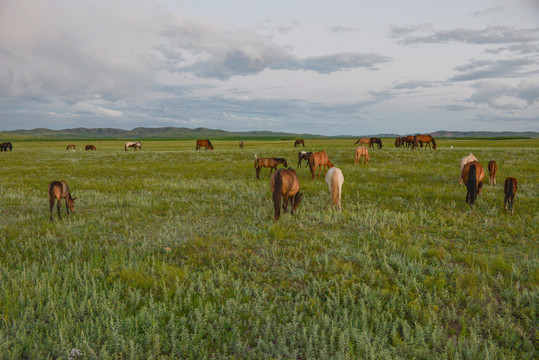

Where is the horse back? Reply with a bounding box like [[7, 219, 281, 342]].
[[48, 181, 69, 200], [504, 177, 518, 195], [488, 160, 497, 174]]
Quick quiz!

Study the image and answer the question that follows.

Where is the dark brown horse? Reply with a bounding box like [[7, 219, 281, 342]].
[[294, 139, 305, 148], [402, 135, 414, 148], [196, 139, 214, 151], [85, 145, 97, 151], [488, 160, 498, 185], [48, 181, 76, 221], [413, 134, 437, 150], [308, 151, 333, 179], [239, 141, 244, 149], [369, 137, 382, 149], [461, 161, 485, 205], [504, 177, 518, 215], [271, 168, 302, 220], [255, 154, 288, 179], [66, 144, 76, 151], [297, 151, 313, 168], [0, 142, 12, 151]]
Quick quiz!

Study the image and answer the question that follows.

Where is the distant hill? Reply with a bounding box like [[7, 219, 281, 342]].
[[430, 130, 539, 138]]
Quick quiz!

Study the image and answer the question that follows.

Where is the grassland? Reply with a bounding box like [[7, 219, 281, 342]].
[[0, 139, 537, 359]]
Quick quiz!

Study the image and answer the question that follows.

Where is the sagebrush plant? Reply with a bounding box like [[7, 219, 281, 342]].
[[0, 139, 537, 359]]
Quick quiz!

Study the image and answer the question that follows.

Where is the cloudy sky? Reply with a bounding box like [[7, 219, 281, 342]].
[[1, 0, 538, 135]]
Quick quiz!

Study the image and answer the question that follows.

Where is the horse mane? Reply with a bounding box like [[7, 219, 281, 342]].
[[467, 164, 477, 204], [273, 158, 286, 162], [206, 139, 214, 149], [273, 171, 283, 219]]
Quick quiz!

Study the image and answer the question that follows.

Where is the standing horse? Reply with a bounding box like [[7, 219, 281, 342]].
[[255, 154, 288, 179], [125, 141, 141, 151], [308, 151, 333, 179], [294, 139, 305, 148], [48, 181, 76, 221], [85, 145, 97, 151], [488, 160, 498, 185], [414, 134, 437, 150], [369, 137, 382, 149], [325, 167, 344, 210], [459, 153, 478, 184], [196, 139, 214, 151], [0, 142, 12, 151], [354, 146, 369, 165], [394, 137, 401, 148], [402, 135, 414, 148], [271, 168, 302, 220], [461, 161, 485, 205], [297, 151, 313, 168], [354, 138, 370, 147], [66, 144, 76, 151], [504, 177, 518, 215], [239, 141, 244, 149]]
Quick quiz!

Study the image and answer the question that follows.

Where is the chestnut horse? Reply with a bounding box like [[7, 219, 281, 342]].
[[459, 153, 478, 184], [488, 160, 498, 185], [354, 146, 369, 165], [325, 167, 344, 210], [461, 161, 485, 205], [239, 141, 244, 149], [196, 139, 214, 151], [297, 151, 313, 168], [85, 145, 97, 151], [394, 137, 401, 148], [271, 168, 302, 220], [255, 154, 288, 179], [369, 137, 382, 149], [504, 177, 518, 214], [48, 180, 76, 221], [294, 139, 305, 148], [125, 141, 141, 151], [308, 151, 333, 179], [413, 134, 437, 150], [402, 135, 414, 148], [66, 144, 76, 151], [354, 138, 370, 147]]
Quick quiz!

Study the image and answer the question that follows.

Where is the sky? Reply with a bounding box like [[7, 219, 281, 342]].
[[0, 0, 538, 136]]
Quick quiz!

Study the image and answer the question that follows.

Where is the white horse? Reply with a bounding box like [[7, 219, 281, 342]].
[[459, 153, 477, 184], [125, 141, 141, 151], [325, 167, 344, 210]]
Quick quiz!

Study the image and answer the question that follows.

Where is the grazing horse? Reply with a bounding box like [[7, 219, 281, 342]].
[[461, 161, 485, 205], [294, 139, 305, 148], [325, 167, 344, 210], [196, 139, 214, 151], [271, 168, 302, 220], [394, 137, 401, 148], [413, 134, 437, 150], [125, 141, 141, 151], [85, 145, 97, 151], [369, 137, 382, 149], [48, 180, 76, 222], [239, 141, 244, 149], [254, 154, 288, 179], [308, 151, 333, 179], [0, 142, 12, 151], [459, 153, 478, 184], [504, 177, 518, 215], [354, 138, 370, 147], [297, 151, 313, 168], [354, 146, 369, 165], [66, 144, 76, 151], [402, 135, 414, 148], [488, 160, 498, 185]]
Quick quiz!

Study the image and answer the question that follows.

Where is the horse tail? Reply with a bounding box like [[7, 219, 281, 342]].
[[273, 172, 283, 219], [467, 164, 477, 204], [254, 154, 259, 169], [331, 173, 339, 208]]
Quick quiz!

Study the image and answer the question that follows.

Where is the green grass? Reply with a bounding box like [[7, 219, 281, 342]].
[[0, 139, 537, 359]]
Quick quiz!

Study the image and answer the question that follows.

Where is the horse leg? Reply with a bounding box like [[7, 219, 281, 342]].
[[268, 167, 274, 178], [49, 198, 55, 222], [282, 195, 289, 213], [57, 200, 62, 220], [65, 198, 70, 215], [256, 167, 261, 180]]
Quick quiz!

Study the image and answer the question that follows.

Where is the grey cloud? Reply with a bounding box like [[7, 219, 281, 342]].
[[329, 26, 357, 34], [433, 104, 475, 111], [393, 80, 441, 90], [299, 53, 391, 73], [468, 80, 539, 109], [450, 58, 539, 82], [470, 7, 501, 18]]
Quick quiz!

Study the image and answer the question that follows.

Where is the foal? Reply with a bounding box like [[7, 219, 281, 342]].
[[48, 181, 76, 221], [488, 160, 498, 185], [504, 177, 518, 215]]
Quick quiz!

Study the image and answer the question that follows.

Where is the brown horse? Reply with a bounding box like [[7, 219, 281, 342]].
[[294, 139, 305, 148], [488, 160, 498, 185], [402, 135, 414, 148], [504, 177, 518, 215], [369, 137, 382, 149], [394, 137, 401, 148], [66, 144, 76, 151], [48, 181, 76, 221], [85, 145, 97, 151], [354, 146, 369, 165], [308, 151, 333, 179], [125, 141, 141, 151], [297, 151, 313, 168], [413, 134, 437, 150], [239, 141, 244, 149], [461, 161, 485, 205], [354, 138, 370, 147], [196, 139, 214, 151], [255, 154, 288, 179], [459, 153, 478, 184], [271, 168, 302, 220]]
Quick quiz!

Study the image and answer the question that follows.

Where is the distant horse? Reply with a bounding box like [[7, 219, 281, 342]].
[[48, 180, 76, 222], [459, 153, 478, 184], [461, 161, 485, 205], [66, 144, 76, 151], [354, 146, 369, 165], [354, 138, 370, 147], [271, 168, 302, 220], [196, 139, 214, 151], [488, 160, 498, 185], [394, 137, 401, 148], [255, 154, 288, 179], [125, 141, 141, 151], [369, 137, 382, 149], [239, 141, 244, 149], [308, 151, 333, 179], [294, 139, 305, 148], [413, 134, 437, 150], [402, 135, 414, 148], [85, 145, 97, 151], [325, 167, 344, 210], [297, 151, 313, 168], [504, 177, 518, 215], [0, 142, 12, 151]]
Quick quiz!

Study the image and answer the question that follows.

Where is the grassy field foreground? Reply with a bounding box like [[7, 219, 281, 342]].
[[0, 139, 537, 359]]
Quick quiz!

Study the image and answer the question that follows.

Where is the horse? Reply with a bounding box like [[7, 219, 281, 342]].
[[125, 141, 141, 151], [308, 151, 333, 179], [413, 134, 437, 150], [394, 137, 401, 148], [196, 139, 214, 151], [66, 144, 76, 151], [402, 135, 414, 148], [461, 161, 485, 205], [239, 141, 244, 149], [325, 167, 344, 210], [271, 168, 302, 220], [354, 138, 370, 147], [294, 139, 305, 148], [488, 160, 498, 185], [85, 145, 97, 151], [297, 151, 313, 168], [0, 142, 12, 151], [254, 154, 288, 179], [459, 153, 478, 184], [504, 177, 518, 215], [354, 146, 369, 165], [369, 137, 382, 149], [48, 180, 76, 222]]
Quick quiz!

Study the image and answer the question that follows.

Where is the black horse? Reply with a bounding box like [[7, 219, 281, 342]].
[[297, 151, 313, 168], [369, 137, 382, 149], [0, 142, 12, 152]]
